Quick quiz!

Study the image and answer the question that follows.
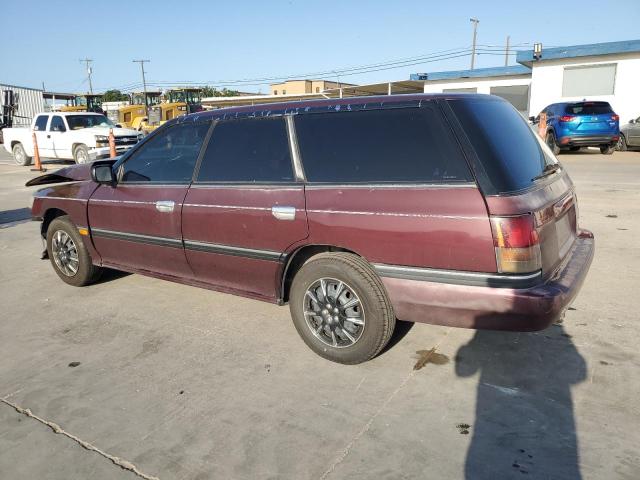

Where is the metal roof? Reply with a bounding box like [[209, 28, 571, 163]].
[[516, 39, 640, 65], [409, 65, 531, 82]]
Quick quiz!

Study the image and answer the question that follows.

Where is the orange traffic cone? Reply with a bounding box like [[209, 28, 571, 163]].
[[109, 128, 117, 158], [30, 132, 45, 172]]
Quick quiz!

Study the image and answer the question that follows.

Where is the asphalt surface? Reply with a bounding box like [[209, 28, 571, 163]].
[[1, 147, 639, 479]]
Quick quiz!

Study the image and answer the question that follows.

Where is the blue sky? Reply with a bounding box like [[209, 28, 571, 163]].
[[4, 0, 640, 93]]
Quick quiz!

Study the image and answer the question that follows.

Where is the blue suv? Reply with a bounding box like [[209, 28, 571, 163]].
[[536, 101, 620, 155]]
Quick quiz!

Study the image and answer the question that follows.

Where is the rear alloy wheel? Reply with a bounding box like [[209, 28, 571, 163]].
[[545, 131, 560, 155], [289, 252, 395, 364], [46, 216, 102, 286], [12, 143, 32, 166], [600, 145, 615, 155], [617, 135, 628, 152], [73, 144, 90, 164]]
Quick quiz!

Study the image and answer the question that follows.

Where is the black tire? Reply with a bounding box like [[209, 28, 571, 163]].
[[12, 143, 32, 166], [46, 216, 102, 287], [545, 131, 560, 155], [569, 146, 581, 152], [73, 144, 90, 164], [617, 135, 628, 152], [600, 145, 615, 155], [289, 252, 396, 364]]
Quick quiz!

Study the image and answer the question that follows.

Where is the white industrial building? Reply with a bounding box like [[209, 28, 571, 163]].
[[411, 39, 640, 124]]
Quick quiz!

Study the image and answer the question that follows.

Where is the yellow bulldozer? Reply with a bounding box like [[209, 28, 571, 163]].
[[108, 91, 162, 130], [60, 94, 104, 113], [143, 88, 203, 133]]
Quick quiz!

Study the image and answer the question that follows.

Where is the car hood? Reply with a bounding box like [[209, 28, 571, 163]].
[[25, 158, 119, 186]]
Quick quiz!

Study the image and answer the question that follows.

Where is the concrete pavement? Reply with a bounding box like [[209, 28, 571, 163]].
[[1, 147, 640, 479]]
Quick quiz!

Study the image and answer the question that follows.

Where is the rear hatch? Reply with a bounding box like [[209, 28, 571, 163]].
[[447, 96, 578, 278], [562, 101, 618, 135]]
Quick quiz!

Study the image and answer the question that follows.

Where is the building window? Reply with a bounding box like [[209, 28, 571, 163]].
[[443, 87, 478, 94], [282, 90, 286, 95], [316, 87, 320, 93], [273, 90, 278, 95], [562, 63, 616, 97], [489, 85, 530, 113]]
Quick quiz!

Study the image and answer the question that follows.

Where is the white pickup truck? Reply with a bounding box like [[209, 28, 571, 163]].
[[3, 112, 142, 165]]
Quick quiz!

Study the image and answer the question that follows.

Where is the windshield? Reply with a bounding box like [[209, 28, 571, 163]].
[[132, 93, 161, 106], [565, 102, 613, 115], [167, 91, 201, 104], [66, 114, 115, 130]]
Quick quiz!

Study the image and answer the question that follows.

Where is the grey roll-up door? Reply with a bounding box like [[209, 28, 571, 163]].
[[562, 64, 617, 97]]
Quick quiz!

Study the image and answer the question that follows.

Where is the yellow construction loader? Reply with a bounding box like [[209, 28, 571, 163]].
[[143, 88, 203, 133]]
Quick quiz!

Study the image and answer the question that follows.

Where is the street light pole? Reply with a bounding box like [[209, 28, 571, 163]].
[[133, 59, 150, 116], [469, 18, 479, 70], [79, 58, 93, 94]]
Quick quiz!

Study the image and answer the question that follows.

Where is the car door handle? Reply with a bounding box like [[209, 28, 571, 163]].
[[271, 206, 296, 221], [155, 201, 175, 213]]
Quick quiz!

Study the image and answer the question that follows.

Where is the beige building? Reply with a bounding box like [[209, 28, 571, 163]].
[[270, 79, 356, 95]]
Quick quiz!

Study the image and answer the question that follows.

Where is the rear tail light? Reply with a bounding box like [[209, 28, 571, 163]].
[[490, 215, 542, 274], [611, 114, 619, 121], [559, 115, 576, 122]]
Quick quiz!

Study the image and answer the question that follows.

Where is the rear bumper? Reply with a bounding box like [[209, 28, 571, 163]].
[[558, 134, 618, 147], [379, 230, 595, 331]]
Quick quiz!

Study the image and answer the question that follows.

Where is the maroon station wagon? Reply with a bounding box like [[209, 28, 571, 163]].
[[27, 94, 594, 364]]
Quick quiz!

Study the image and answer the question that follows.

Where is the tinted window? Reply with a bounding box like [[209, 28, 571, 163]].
[[449, 98, 554, 195], [197, 117, 293, 182], [34, 115, 48, 131], [565, 102, 613, 115], [50, 116, 66, 132], [121, 122, 210, 183], [295, 106, 472, 183]]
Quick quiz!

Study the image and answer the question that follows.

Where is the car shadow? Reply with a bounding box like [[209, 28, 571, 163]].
[[455, 319, 587, 479], [0, 207, 32, 228], [94, 268, 131, 284]]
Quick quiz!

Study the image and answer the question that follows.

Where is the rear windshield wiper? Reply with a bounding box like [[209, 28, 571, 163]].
[[532, 163, 561, 182]]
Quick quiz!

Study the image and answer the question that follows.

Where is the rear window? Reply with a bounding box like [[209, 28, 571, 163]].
[[565, 102, 613, 115], [295, 105, 472, 183], [448, 98, 553, 195]]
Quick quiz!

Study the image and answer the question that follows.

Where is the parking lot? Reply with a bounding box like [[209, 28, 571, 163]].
[[1, 147, 639, 479]]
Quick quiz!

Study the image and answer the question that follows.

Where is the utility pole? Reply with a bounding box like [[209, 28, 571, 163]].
[[79, 58, 93, 94], [469, 18, 479, 70], [505, 35, 511, 66], [132, 59, 150, 116]]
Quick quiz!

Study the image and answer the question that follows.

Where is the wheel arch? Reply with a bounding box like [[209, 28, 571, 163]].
[[41, 208, 68, 238], [279, 244, 363, 304]]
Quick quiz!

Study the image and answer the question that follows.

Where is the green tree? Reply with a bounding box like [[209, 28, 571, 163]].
[[201, 86, 240, 98], [102, 89, 130, 102]]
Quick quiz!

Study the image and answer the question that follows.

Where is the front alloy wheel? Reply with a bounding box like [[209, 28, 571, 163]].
[[303, 278, 365, 348], [51, 230, 80, 276]]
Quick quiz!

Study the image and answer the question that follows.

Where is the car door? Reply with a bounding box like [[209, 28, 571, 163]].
[[88, 120, 212, 277], [182, 115, 308, 300], [33, 114, 53, 156], [49, 115, 72, 158], [628, 116, 640, 146]]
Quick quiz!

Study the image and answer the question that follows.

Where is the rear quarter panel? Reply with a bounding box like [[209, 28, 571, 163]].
[[305, 185, 496, 272]]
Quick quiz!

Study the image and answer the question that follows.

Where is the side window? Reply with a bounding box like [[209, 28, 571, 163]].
[[295, 106, 472, 183], [197, 117, 293, 183], [34, 115, 48, 131], [120, 122, 210, 183], [50, 116, 66, 132]]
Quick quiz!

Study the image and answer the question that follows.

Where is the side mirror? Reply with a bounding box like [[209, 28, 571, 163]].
[[91, 162, 116, 185], [630, 119, 636, 124], [528, 116, 536, 122]]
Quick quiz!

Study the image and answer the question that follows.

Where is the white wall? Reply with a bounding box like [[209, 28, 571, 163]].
[[529, 53, 640, 123], [422, 76, 531, 114]]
